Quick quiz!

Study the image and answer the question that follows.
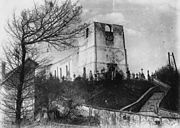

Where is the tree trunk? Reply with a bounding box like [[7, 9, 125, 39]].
[[15, 43, 26, 127]]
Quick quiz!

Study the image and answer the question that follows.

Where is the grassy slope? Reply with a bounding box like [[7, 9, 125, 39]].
[[87, 80, 154, 110]]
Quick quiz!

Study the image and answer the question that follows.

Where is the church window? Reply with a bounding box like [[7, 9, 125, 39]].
[[83, 67, 86, 78], [57, 67, 58, 78], [85, 28, 89, 38], [66, 65, 68, 77], [54, 70, 56, 78], [60, 68, 62, 78]]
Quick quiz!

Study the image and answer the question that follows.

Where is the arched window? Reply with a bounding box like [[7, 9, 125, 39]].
[[66, 65, 68, 77], [105, 24, 114, 45], [105, 25, 111, 32]]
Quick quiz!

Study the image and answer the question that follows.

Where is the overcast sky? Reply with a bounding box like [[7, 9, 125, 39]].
[[0, 0, 179, 74]]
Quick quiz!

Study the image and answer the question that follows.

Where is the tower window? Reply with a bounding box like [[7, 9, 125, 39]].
[[105, 24, 114, 45], [105, 25, 110, 32], [105, 24, 113, 32]]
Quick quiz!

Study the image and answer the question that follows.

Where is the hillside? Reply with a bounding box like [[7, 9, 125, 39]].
[[87, 80, 155, 110]]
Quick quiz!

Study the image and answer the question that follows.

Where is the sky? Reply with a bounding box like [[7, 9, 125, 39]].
[[0, 0, 179, 75]]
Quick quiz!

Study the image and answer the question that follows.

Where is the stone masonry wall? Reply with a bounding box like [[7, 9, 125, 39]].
[[87, 105, 180, 128]]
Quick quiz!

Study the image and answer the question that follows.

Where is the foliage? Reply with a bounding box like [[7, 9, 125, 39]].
[[155, 65, 179, 86], [35, 71, 89, 118], [35, 72, 60, 112], [35, 69, 126, 124], [154, 65, 180, 111]]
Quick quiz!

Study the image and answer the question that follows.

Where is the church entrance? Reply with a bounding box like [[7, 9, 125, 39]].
[[107, 63, 118, 80]]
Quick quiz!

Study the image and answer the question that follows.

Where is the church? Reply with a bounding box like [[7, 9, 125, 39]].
[[46, 21, 129, 80]]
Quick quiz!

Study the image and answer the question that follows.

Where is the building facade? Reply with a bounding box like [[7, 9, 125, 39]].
[[47, 22, 128, 80]]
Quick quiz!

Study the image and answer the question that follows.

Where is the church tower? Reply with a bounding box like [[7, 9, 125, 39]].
[[78, 22, 128, 77]]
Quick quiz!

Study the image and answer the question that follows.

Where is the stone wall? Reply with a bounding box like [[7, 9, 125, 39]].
[[85, 105, 180, 128], [25, 123, 99, 128], [6, 105, 179, 128], [158, 108, 180, 118], [23, 107, 180, 128]]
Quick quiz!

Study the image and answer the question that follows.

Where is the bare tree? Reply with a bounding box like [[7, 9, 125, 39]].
[[2, 0, 88, 127], [1, 43, 39, 126]]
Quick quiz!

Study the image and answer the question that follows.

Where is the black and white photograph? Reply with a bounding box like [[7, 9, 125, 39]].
[[0, 0, 179, 127]]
